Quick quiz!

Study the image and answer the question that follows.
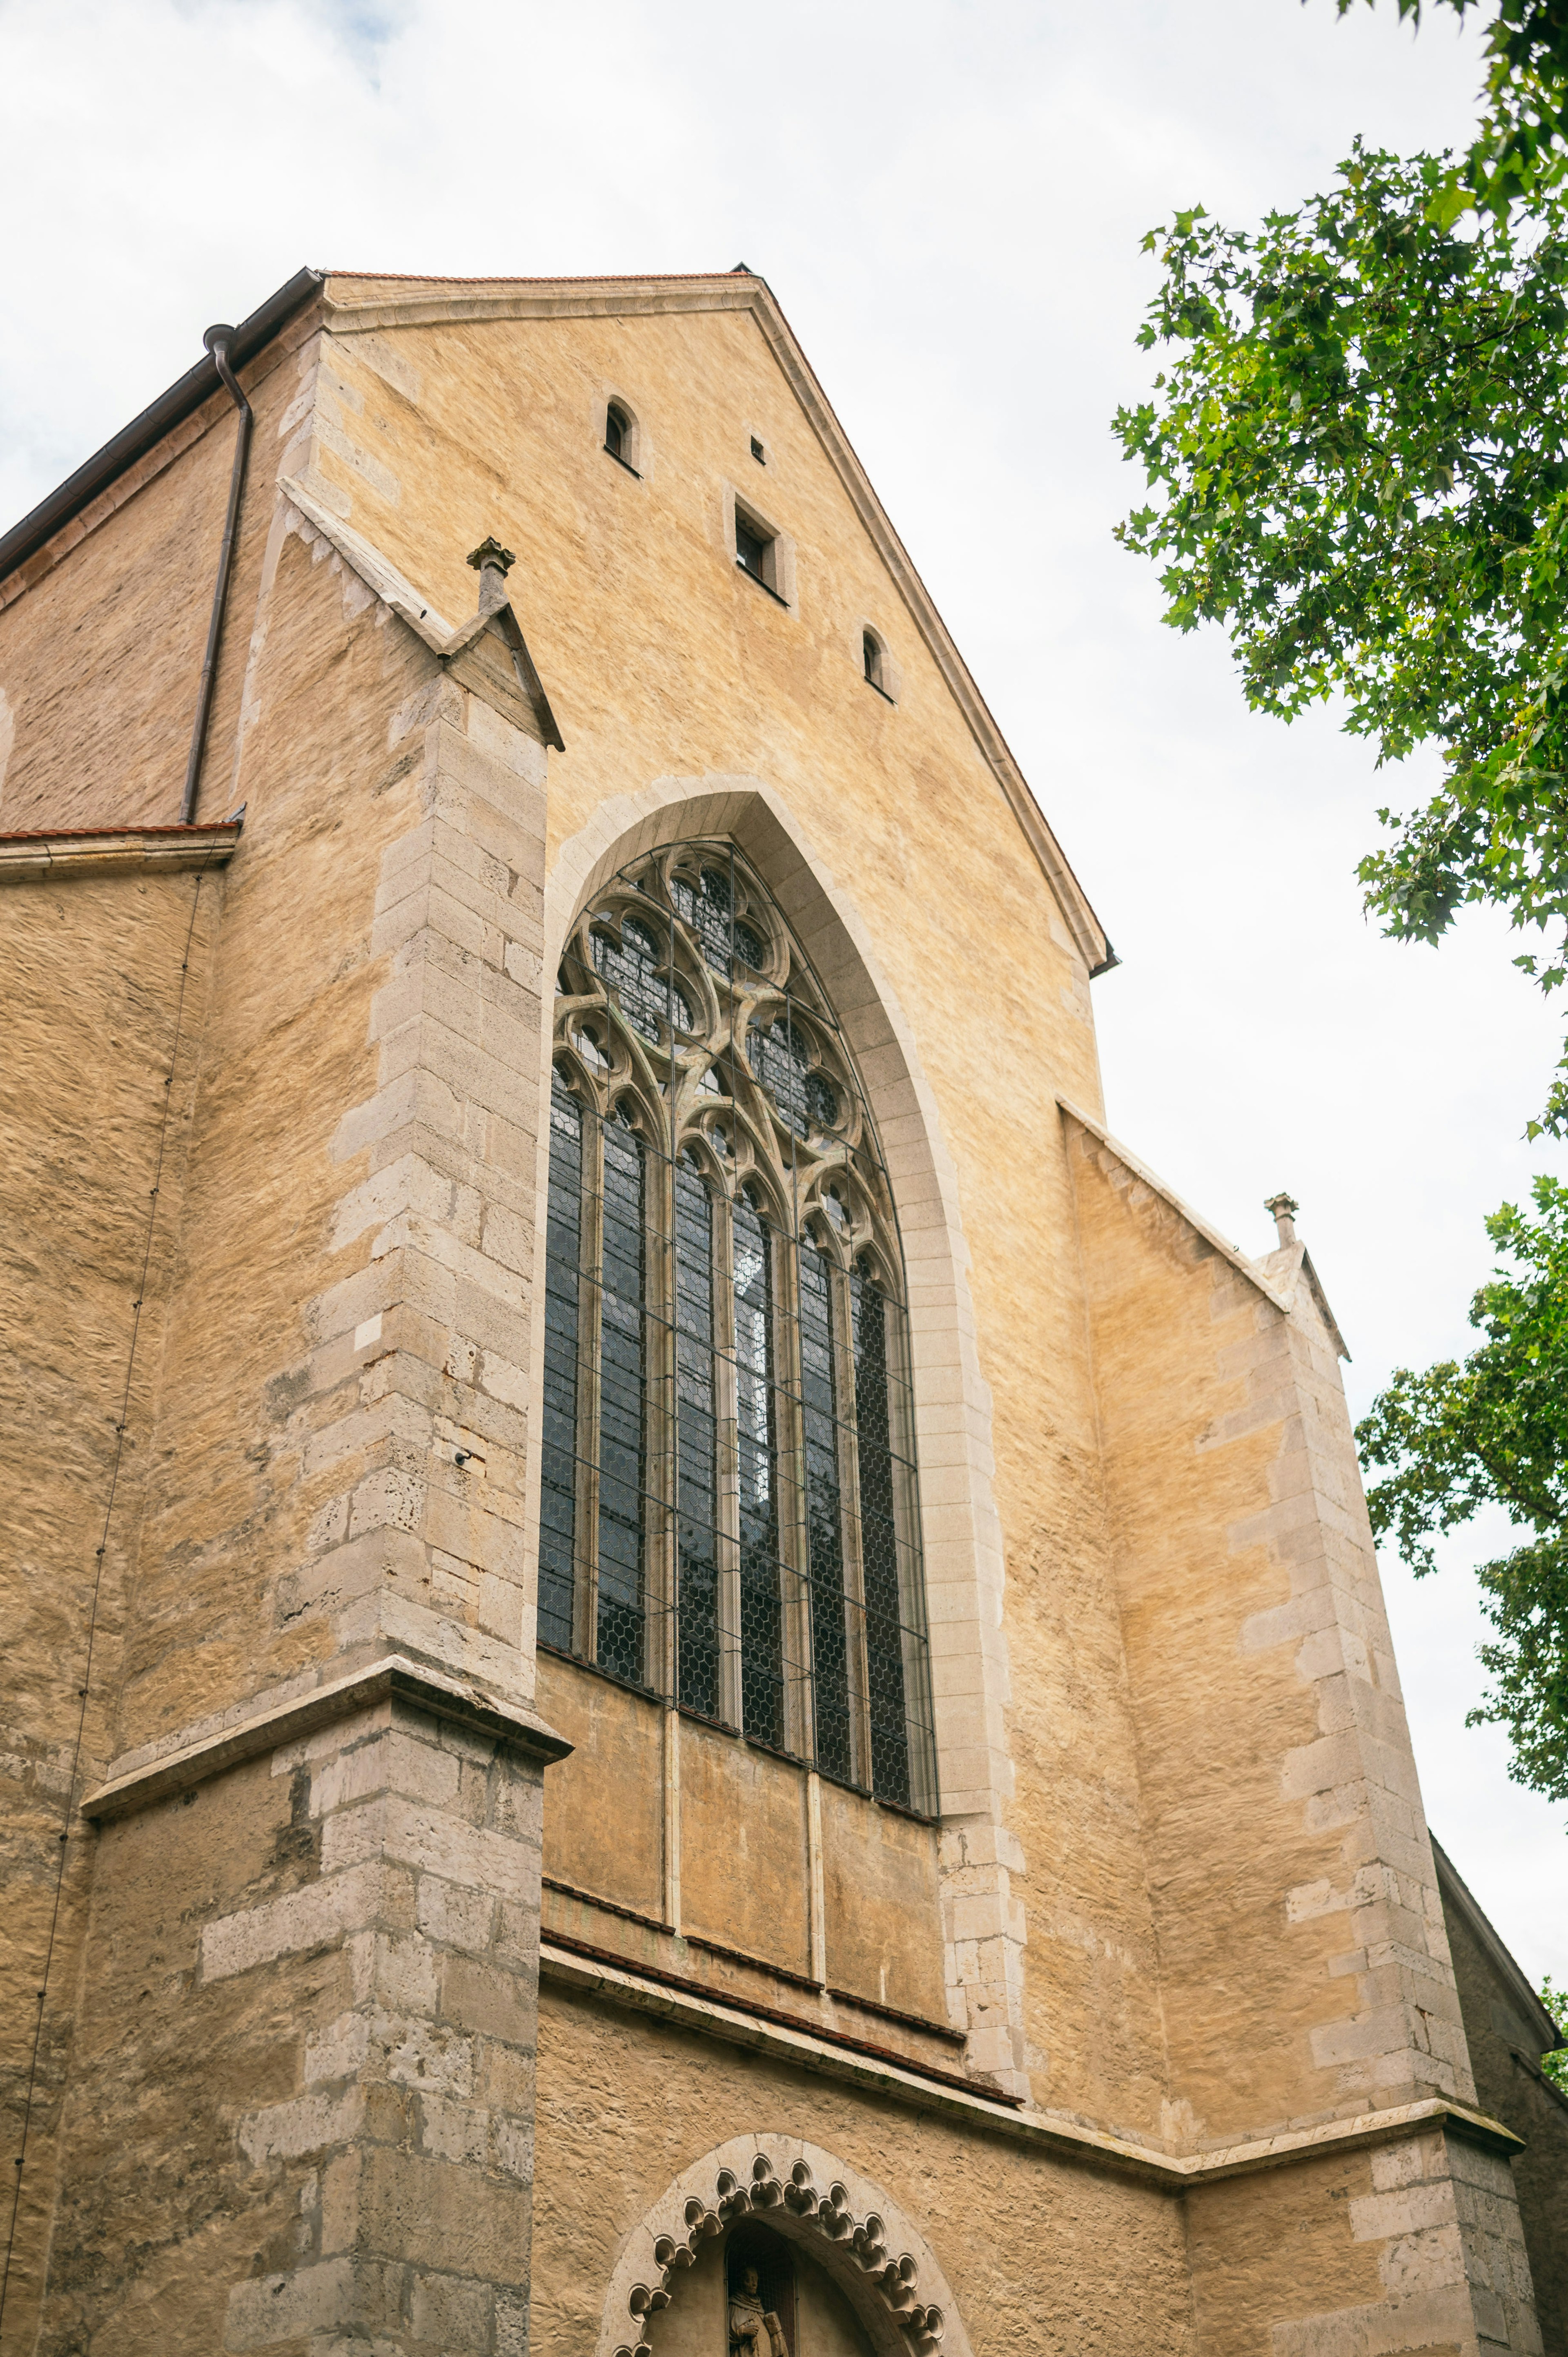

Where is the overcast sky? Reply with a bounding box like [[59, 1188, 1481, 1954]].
[[3, 0, 1562, 1985]]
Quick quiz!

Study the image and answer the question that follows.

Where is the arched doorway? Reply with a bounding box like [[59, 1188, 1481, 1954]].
[[594, 2134, 971, 2357], [648, 2214, 875, 2357]]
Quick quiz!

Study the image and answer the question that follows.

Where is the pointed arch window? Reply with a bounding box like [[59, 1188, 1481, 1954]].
[[540, 841, 937, 1813]]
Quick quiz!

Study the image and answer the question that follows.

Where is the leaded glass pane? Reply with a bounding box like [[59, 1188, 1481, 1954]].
[[853, 1259, 913, 1806], [539, 1074, 582, 1653], [800, 1242, 853, 1783], [734, 1193, 784, 1749], [675, 1157, 721, 1718], [597, 1109, 646, 1681], [673, 865, 767, 976], [747, 1020, 839, 1139], [592, 913, 692, 1040]]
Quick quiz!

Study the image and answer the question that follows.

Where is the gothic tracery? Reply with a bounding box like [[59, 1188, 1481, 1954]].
[[540, 838, 937, 1811]]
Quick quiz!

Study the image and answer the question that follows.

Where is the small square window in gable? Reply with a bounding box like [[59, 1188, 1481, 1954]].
[[728, 485, 795, 609]]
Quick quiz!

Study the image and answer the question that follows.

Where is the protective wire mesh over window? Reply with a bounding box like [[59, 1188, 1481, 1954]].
[[539, 841, 938, 1814]]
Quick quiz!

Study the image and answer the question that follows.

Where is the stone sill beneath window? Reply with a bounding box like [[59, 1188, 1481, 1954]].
[[862, 674, 896, 706], [536, 1639, 938, 1825], [542, 1928, 996, 2104], [735, 557, 790, 608], [603, 442, 641, 478], [541, 1871, 965, 2047]]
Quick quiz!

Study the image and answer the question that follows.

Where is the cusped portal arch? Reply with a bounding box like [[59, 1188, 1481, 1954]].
[[596, 2134, 974, 2357]]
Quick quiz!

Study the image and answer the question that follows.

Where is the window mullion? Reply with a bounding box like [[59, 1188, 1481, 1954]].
[[647, 1137, 676, 1698], [885, 1287, 938, 1816], [833, 1260, 873, 1792], [715, 1191, 743, 1729], [775, 1225, 815, 1765], [575, 1102, 605, 1661]]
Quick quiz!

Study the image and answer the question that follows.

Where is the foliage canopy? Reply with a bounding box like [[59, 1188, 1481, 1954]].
[[1356, 1177, 1568, 1802], [1327, 0, 1568, 210], [1114, 145, 1568, 1129]]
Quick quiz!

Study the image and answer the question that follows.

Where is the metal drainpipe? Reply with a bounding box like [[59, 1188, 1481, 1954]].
[[179, 324, 253, 825]]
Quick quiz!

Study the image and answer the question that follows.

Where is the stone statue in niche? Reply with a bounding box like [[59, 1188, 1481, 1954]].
[[728, 2264, 790, 2357]]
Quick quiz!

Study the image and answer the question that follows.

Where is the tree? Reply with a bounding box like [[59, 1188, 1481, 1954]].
[[1113, 4, 1568, 1795], [1325, 1, 1568, 212], [1541, 1974, 1568, 2085], [1355, 1177, 1568, 1802], [1113, 148, 1568, 1132]]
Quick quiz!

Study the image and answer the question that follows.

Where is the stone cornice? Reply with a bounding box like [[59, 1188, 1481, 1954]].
[[80, 1654, 571, 1823], [0, 821, 242, 883], [542, 1938, 1523, 2188], [318, 270, 1111, 978]]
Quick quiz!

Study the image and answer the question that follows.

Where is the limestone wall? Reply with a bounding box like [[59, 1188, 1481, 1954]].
[[530, 1986, 1193, 2357], [0, 309, 317, 832], [3, 381, 566, 2348], [0, 858, 222, 2349], [292, 278, 1160, 2130], [1441, 1854, 1568, 2353], [1065, 1117, 1469, 2145], [0, 274, 1547, 2354]]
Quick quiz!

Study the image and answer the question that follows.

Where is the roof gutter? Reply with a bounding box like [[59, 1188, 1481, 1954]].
[[0, 266, 323, 590]]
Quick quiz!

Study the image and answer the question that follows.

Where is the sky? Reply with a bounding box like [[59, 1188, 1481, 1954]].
[[2, 0, 1563, 1987]]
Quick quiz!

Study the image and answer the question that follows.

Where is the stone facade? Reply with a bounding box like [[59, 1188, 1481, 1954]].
[[0, 268, 1555, 2355]]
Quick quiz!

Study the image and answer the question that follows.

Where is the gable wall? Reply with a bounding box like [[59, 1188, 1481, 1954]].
[[0, 859, 221, 2351], [0, 284, 1548, 2354], [296, 290, 1163, 2128]]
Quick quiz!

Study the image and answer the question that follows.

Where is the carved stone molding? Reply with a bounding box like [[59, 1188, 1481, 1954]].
[[598, 2134, 973, 2357]]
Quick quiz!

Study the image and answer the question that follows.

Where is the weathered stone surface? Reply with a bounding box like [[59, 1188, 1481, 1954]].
[[0, 270, 1548, 2354]]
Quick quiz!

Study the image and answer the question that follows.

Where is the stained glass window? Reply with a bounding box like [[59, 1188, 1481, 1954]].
[[592, 914, 693, 1041], [747, 1020, 838, 1139], [539, 1074, 582, 1655], [674, 865, 768, 977], [539, 841, 937, 1813]]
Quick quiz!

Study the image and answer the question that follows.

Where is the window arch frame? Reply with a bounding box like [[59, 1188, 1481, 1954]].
[[860, 624, 897, 703], [603, 396, 641, 475], [539, 837, 938, 1816]]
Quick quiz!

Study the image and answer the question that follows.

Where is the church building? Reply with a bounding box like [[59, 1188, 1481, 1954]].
[[1, 266, 1563, 2356]]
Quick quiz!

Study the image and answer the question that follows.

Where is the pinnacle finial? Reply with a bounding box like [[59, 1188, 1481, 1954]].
[[467, 537, 515, 577], [1264, 1192, 1300, 1248]]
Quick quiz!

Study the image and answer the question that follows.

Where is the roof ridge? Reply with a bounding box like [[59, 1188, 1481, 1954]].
[[323, 268, 753, 285]]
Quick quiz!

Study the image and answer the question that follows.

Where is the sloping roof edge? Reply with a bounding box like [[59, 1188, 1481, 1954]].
[[1431, 1835, 1564, 2057], [0, 269, 324, 586], [0, 819, 242, 881], [279, 477, 564, 749], [0, 265, 1111, 973], [1058, 1097, 1292, 1317], [1300, 1245, 1351, 1363], [278, 473, 453, 648], [312, 268, 1112, 976], [443, 596, 566, 751]]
